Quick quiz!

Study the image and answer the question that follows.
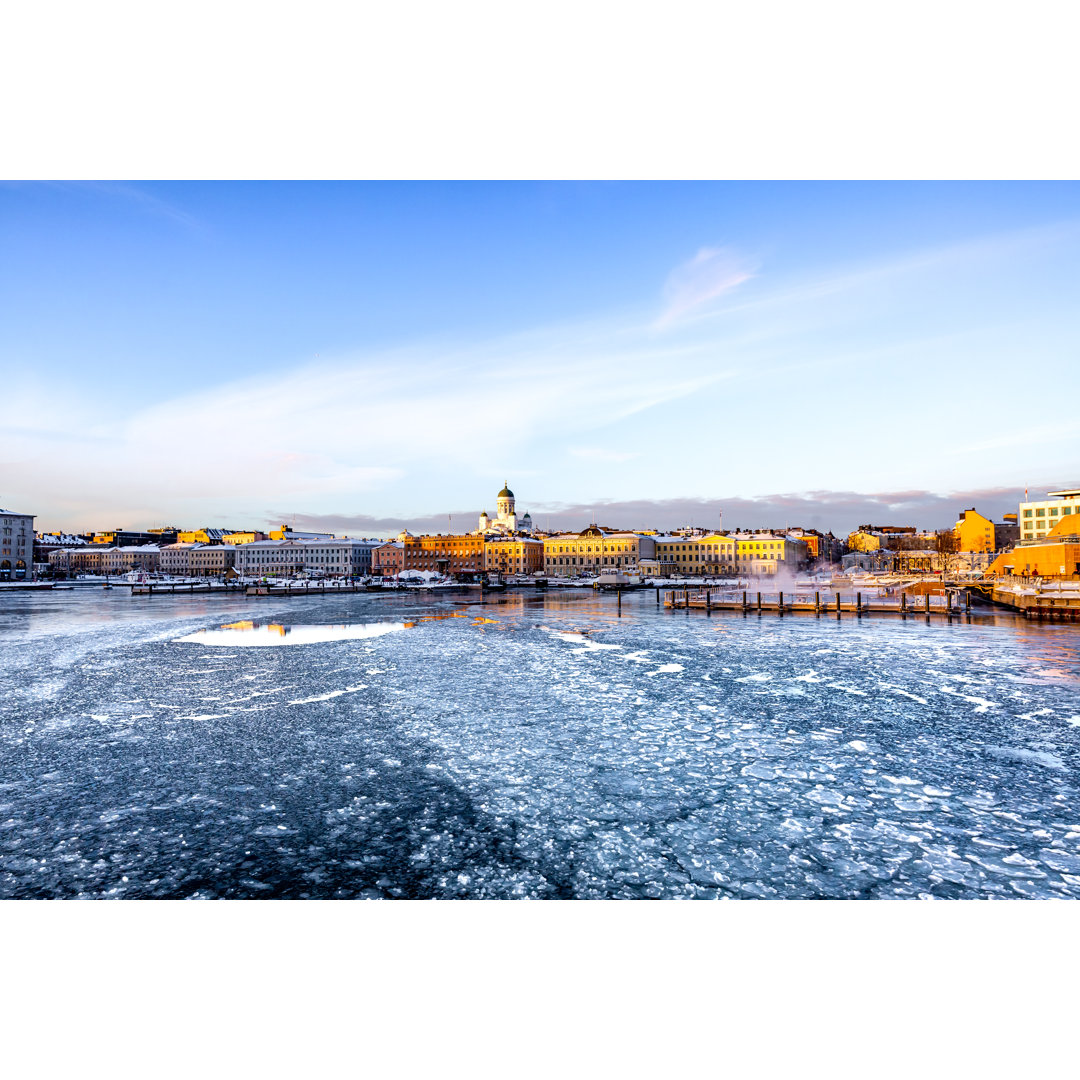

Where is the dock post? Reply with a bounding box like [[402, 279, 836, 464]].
[[706, 590, 711, 614], [617, 588, 622, 615], [756, 591, 762, 612], [778, 590, 784, 616], [856, 591, 862, 616], [656, 585, 660, 605], [901, 592, 907, 614], [965, 590, 970, 612], [925, 592, 931, 615], [835, 591, 841, 617], [814, 591, 820, 613], [742, 590, 747, 612]]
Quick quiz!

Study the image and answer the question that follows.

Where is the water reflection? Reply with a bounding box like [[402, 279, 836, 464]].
[[176, 620, 407, 646]]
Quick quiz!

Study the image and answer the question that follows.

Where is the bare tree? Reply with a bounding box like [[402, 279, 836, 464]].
[[934, 529, 959, 576]]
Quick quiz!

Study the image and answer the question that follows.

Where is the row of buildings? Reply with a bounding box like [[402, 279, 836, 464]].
[[6, 483, 1079, 583], [40, 526, 814, 580], [845, 510, 1020, 556], [369, 525, 815, 579], [47, 536, 386, 578]]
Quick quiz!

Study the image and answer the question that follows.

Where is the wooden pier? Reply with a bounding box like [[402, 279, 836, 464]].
[[662, 588, 967, 617]]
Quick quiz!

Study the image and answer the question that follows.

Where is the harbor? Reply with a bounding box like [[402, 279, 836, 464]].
[[12, 572, 1080, 622]]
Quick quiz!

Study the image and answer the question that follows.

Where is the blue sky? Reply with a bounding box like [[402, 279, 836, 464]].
[[3, 181, 1079, 535]]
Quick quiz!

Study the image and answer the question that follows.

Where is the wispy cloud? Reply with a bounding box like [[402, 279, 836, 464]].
[[655, 246, 758, 328], [4, 323, 739, 528], [522, 484, 1044, 535], [276, 484, 1045, 539], [11, 180, 206, 231], [692, 218, 1080, 331]]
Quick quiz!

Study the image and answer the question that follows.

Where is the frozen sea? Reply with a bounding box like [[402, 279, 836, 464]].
[[2, 587, 1079, 899]]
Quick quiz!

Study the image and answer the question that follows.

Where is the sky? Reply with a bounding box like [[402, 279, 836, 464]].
[[3, 180, 1079, 537]]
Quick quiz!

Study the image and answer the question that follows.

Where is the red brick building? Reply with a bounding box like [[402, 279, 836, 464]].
[[373, 534, 485, 578]]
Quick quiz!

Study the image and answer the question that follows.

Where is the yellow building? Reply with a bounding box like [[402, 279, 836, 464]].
[[697, 533, 738, 572], [652, 534, 736, 575], [846, 530, 881, 553], [732, 534, 807, 575], [223, 531, 265, 545], [647, 533, 808, 577], [955, 508, 996, 553], [268, 525, 336, 541], [543, 527, 654, 577], [484, 537, 544, 575], [176, 528, 236, 544], [985, 514, 1080, 579]]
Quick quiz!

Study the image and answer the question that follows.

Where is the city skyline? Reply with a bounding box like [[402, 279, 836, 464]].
[[17, 479, 1070, 542], [4, 181, 1079, 532]]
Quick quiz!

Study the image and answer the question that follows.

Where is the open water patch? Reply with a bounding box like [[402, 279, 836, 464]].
[[174, 621, 408, 647]]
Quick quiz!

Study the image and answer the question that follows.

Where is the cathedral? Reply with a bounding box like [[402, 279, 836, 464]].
[[477, 482, 533, 535]]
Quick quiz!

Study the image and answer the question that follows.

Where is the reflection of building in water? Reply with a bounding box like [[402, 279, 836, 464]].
[[477, 482, 533, 535]]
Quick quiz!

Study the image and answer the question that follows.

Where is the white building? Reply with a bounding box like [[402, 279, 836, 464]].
[[1, 508, 36, 580], [160, 542, 235, 577], [477, 482, 533, 535], [101, 545, 161, 575], [48, 545, 161, 576], [1019, 488, 1080, 541], [232, 538, 382, 577]]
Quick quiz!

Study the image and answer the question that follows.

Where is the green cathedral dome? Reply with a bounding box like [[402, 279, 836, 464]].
[[497, 482, 514, 499]]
